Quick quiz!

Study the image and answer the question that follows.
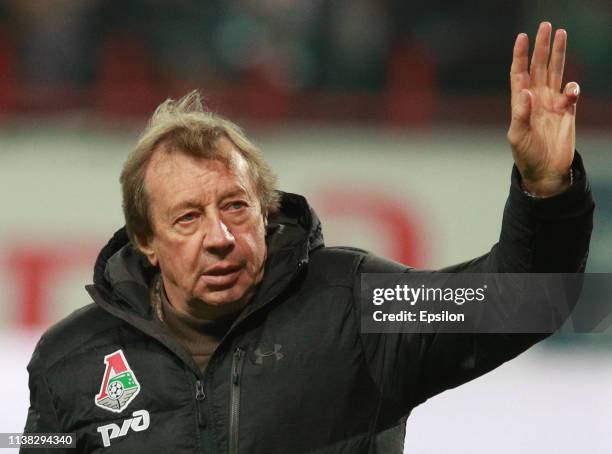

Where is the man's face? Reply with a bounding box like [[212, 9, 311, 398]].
[[138, 137, 267, 317]]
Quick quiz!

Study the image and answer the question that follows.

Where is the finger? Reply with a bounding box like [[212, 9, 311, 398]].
[[555, 82, 580, 111], [548, 29, 567, 91], [565, 81, 580, 103], [530, 22, 552, 87], [507, 89, 532, 147], [510, 33, 530, 108]]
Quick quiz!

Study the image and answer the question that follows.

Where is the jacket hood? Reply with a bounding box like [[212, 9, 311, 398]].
[[89, 191, 324, 319]]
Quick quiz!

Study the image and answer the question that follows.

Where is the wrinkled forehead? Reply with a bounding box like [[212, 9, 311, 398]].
[[144, 137, 255, 199]]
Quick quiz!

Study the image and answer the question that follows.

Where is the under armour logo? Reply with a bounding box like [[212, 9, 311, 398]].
[[254, 344, 284, 364]]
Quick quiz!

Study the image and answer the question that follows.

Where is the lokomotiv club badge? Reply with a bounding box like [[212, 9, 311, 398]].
[[94, 349, 141, 413]]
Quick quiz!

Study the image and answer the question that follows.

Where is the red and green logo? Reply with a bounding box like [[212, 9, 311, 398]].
[[95, 349, 141, 413]]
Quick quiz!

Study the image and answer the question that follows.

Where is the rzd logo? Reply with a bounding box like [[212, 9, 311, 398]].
[[97, 409, 150, 447]]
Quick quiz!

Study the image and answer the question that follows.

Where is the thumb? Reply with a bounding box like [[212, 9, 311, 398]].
[[507, 89, 532, 146]]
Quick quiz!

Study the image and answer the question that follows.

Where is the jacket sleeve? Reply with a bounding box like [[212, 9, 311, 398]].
[[21, 340, 69, 454], [357, 152, 594, 426], [439, 151, 593, 274]]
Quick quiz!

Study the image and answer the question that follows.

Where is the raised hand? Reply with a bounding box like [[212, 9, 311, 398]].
[[507, 22, 580, 197]]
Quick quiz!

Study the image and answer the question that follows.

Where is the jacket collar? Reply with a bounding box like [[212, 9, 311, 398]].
[[90, 192, 324, 319]]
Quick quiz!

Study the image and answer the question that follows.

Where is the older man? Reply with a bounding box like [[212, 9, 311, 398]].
[[23, 23, 593, 453]]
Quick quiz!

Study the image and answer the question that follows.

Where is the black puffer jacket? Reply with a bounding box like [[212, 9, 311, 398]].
[[23, 156, 593, 454]]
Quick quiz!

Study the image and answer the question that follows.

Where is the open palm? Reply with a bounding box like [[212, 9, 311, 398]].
[[507, 22, 580, 197]]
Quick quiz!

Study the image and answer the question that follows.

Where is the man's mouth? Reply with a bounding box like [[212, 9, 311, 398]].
[[201, 264, 242, 287]]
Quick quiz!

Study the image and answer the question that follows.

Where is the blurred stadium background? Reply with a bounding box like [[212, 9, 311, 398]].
[[0, 1, 610, 453]]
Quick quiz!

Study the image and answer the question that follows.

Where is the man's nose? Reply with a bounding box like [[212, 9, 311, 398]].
[[203, 216, 235, 255]]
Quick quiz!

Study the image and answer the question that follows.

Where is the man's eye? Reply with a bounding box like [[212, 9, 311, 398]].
[[227, 201, 247, 210], [178, 213, 198, 223]]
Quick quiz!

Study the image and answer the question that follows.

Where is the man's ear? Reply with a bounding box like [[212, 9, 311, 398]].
[[135, 234, 158, 266]]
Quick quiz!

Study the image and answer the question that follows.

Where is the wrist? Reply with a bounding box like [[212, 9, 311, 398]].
[[521, 170, 573, 198]]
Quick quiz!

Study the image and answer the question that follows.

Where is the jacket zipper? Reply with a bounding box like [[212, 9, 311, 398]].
[[195, 380, 206, 427], [229, 346, 246, 454]]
